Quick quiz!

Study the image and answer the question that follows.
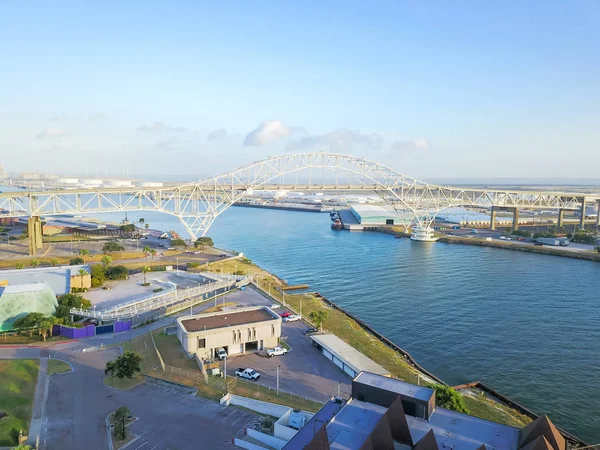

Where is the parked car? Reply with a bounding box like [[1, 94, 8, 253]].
[[279, 311, 292, 318], [219, 254, 227, 257], [159, 243, 165, 248], [168, 247, 175, 250], [235, 368, 260, 380], [215, 347, 227, 360], [266, 346, 288, 357], [304, 327, 318, 335], [283, 314, 301, 323]]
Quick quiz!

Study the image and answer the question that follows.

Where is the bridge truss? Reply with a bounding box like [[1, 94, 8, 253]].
[[0, 152, 596, 239]]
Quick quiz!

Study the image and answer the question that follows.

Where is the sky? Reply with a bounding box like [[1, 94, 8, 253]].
[[0, 1, 598, 182]]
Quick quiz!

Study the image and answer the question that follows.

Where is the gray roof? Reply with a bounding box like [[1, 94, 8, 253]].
[[326, 398, 387, 449], [353, 371, 433, 402], [0, 265, 90, 295], [311, 334, 390, 377], [407, 407, 520, 450], [283, 398, 345, 449]]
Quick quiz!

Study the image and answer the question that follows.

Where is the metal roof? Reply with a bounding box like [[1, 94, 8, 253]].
[[0, 265, 89, 295], [310, 334, 390, 377], [354, 371, 433, 402], [179, 307, 280, 333]]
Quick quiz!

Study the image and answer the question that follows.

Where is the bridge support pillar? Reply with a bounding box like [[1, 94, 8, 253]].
[[557, 209, 565, 229], [596, 200, 600, 229], [579, 197, 587, 230], [512, 208, 519, 232], [27, 216, 43, 256], [490, 207, 497, 230]]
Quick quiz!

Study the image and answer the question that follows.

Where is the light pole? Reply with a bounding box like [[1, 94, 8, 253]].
[[276, 364, 280, 396], [337, 382, 341, 397], [176, 257, 179, 272], [300, 298, 302, 318], [224, 356, 227, 380]]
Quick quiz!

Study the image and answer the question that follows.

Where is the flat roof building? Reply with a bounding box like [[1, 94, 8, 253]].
[[0, 265, 90, 295], [177, 306, 282, 359], [311, 334, 391, 379], [284, 371, 568, 450], [350, 204, 400, 225]]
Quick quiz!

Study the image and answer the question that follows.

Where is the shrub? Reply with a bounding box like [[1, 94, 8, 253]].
[[433, 385, 469, 414], [69, 257, 84, 265], [170, 238, 186, 248], [91, 277, 103, 288], [102, 241, 125, 253], [152, 287, 163, 293], [187, 262, 200, 269], [105, 265, 129, 280]]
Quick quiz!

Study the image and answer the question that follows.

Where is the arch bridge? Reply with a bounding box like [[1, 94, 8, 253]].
[[1, 152, 598, 254]]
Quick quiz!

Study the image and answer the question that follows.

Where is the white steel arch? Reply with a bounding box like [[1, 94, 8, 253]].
[[0, 152, 596, 240]]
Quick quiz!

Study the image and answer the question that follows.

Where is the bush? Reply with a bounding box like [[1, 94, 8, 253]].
[[56, 294, 92, 322], [152, 287, 163, 293], [170, 238, 186, 248], [91, 277, 103, 288], [71, 287, 87, 293], [69, 257, 84, 265], [105, 265, 129, 280], [187, 262, 200, 269], [102, 241, 125, 253], [433, 385, 469, 414]]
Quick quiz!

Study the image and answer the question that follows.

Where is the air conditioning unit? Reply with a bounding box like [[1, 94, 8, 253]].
[[288, 410, 306, 431]]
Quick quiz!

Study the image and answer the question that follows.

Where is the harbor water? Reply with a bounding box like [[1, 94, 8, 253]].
[[49, 207, 600, 440]]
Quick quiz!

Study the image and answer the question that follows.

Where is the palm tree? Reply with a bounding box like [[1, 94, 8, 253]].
[[102, 255, 113, 268], [139, 218, 145, 227], [141, 265, 151, 285], [78, 249, 89, 263], [31, 259, 39, 268], [16, 262, 24, 269], [78, 268, 88, 288], [149, 249, 157, 266], [145, 223, 149, 231], [309, 310, 329, 333], [50, 258, 59, 267], [143, 245, 151, 262]]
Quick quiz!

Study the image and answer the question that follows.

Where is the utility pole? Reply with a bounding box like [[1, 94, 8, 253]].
[[277, 364, 280, 396], [224, 356, 227, 380]]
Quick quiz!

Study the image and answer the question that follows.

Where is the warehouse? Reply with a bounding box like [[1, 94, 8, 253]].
[[350, 204, 400, 225], [177, 306, 282, 359], [310, 334, 391, 379]]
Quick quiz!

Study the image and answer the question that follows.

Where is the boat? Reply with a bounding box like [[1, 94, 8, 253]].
[[410, 226, 439, 242], [330, 214, 339, 222], [331, 219, 343, 230], [329, 211, 337, 217]]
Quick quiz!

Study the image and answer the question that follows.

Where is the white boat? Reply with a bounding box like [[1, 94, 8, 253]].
[[410, 226, 439, 242]]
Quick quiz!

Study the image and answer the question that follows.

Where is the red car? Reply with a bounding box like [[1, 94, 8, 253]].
[[279, 311, 292, 318]]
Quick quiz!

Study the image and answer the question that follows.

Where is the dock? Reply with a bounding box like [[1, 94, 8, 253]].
[[337, 209, 378, 231]]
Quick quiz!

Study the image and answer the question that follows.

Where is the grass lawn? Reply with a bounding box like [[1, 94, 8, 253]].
[[230, 382, 322, 413], [121, 334, 162, 374], [104, 374, 145, 391], [0, 360, 39, 446], [202, 301, 237, 313], [152, 330, 199, 371], [47, 359, 72, 375]]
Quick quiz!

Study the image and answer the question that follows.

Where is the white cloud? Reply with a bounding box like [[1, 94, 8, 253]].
[[390, 139, 431, 152], [286, 129, 382, 153], [153, 137, 192, 151], [35, 128, 67, 140], [207, 128, 229, 141], [89, 112, 108, 122], [138, 121, 187, 133], [243, 120, 294, 146]]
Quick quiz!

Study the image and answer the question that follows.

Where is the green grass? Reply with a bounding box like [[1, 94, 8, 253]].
[[0, 360, 40, 446], [47, 359, 72, 375], [230, 382, 322, 413], [121, 334, 162, 374], [152, 331, 199, 371], [462, 392, 530, 427], [103, 374, 145, 391]]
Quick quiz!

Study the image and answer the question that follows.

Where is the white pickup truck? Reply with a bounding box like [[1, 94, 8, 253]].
[[235, 368, 261, 381], [266, 346, 288, 357]]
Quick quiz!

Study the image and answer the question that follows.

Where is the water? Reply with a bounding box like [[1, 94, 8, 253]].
[[35, 207, 600, 441]]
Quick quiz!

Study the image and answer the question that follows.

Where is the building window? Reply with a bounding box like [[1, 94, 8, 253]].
[[248, 328, 251, 340], [198, 338, 206, 349], [233, 330, 237, 343], [252, 328, 256, 340], [271, 325, 275, 337], [238, 330, 241, 342]]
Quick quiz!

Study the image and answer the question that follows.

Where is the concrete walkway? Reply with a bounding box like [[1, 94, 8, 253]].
[[28, 348, 49, 446]]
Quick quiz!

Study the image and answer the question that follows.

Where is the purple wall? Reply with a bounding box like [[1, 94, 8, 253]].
[[59, 324, 96, 339], [114, 321, 131, 333]]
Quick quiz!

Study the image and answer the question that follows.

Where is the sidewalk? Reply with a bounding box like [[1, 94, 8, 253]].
[[28, 349, 49, 446]]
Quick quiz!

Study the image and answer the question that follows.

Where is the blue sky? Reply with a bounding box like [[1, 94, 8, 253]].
[[0, 1, 598, 181]]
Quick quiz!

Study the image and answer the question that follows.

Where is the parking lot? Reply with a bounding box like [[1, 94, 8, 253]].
[[223, 317, 352, 402]]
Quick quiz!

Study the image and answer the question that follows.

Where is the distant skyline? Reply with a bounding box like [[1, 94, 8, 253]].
[[0, 1, 598, 180]]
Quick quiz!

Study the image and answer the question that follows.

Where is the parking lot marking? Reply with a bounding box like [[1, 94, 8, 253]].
[[133, 441, 148, 450], [149, 445, 158, 450], [220, 410, 236, 423]]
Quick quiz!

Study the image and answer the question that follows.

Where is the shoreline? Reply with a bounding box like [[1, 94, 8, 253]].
[[375, 227, 600, 263]]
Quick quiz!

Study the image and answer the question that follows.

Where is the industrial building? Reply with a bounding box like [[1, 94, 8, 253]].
[[0, 283, 58, 331], [350, 205, 399, 225], [177, 306, 282, 359], [283, 371, 568, 450], [311, 334, 391, 378]]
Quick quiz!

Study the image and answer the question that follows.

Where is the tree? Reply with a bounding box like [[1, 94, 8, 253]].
[[139, 218, 145, 226], [38, 316, 57, 342], [55, 294, 92, 322], [105, 265, 129, 280], [309, 310, 329, 333], [143, 245, 151, 262], [144, 223, 149, 230], [149, 249, 157, 265], [595, 246, 600, 254], [113, 406, 131, 441], [16, 262, 24, 269], [141, 265, 151, 285], [91, 264, 106, 287], [102, 241, 125, 253], [14, 312, 47, 330], [30, 259, 39, 268], [77, 268, 88, 287], [194, 236, 214, 251], [70, 257, 84, 265], [433, 385, 469, 414], [170, 238, 186, 248], [50, 258, 59, 267], [78, 248, 89, 263], [102, 255, 113, 268], [105, 351, 142, 380]]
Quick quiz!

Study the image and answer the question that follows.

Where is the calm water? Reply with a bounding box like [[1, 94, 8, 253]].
[[97, 208, 600, 440]]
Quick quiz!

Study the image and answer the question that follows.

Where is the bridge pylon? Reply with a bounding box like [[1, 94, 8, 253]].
[[27, 216, 43, 256]]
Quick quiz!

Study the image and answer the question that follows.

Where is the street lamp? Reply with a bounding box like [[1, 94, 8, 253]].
[[276, 364, 280, 396], [176, 257, 179, 272]]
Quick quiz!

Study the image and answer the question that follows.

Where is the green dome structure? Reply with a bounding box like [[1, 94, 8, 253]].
[[0, 283, 58, 332]]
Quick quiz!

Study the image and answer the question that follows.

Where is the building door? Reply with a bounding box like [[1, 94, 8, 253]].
[[259, 340, 263, 350]]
